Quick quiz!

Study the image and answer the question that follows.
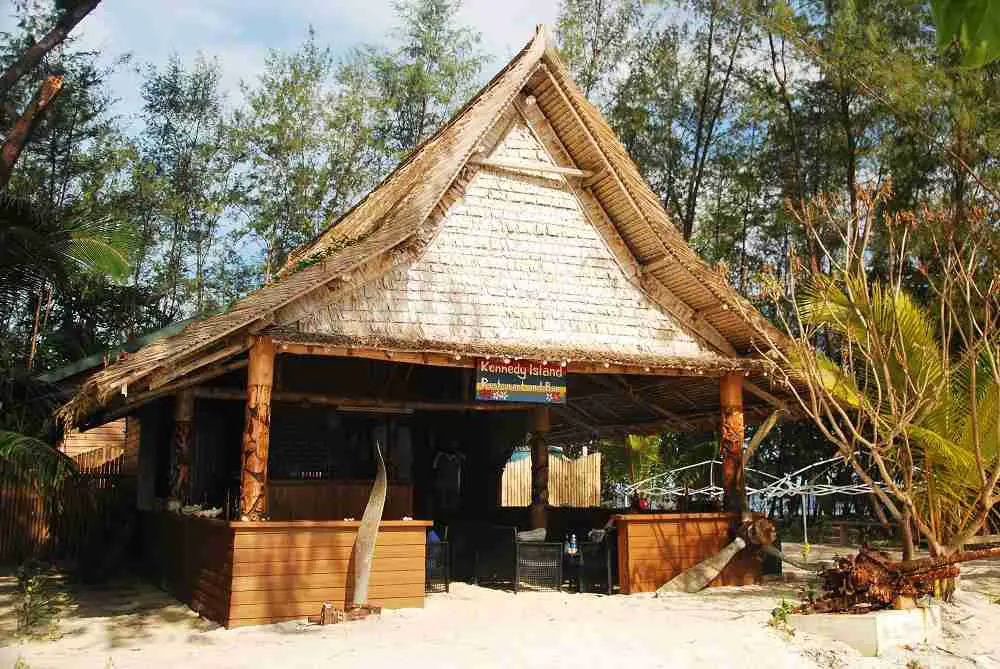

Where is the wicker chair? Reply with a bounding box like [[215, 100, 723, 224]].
[[474, 525, 563, 592]]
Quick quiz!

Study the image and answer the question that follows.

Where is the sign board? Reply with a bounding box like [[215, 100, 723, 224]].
[[475, 359, 566, 404]]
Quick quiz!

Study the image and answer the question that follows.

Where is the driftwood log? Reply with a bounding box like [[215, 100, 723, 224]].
[[800, 544, 1000, 613], [656, 517, 777, 594], [309, 441, 387, 625], [352, 441, 388, 608]]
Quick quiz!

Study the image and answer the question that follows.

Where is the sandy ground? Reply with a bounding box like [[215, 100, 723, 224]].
[[0, 543, 999, 669]]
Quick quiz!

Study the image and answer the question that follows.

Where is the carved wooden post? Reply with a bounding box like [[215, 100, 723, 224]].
[[720, 372, 745, 513], [169, 389, 194, 503], [530, 406, 550, 530], [240, 336, 274, 520]]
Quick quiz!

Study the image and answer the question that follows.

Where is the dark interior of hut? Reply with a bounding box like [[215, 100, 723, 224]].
[[127, 352, 774, 579]]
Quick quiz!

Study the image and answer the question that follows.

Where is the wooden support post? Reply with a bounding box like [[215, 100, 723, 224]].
[[169, 389, 194, 503], [719, 373, 745, 514], [240, 336, 274, 520], [530, 406, 550, 530]]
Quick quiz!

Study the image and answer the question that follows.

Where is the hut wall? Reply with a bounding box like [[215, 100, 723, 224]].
[[226, 520, 429, 627], [294, 118, 720, 363], [614, 513, 761, 593], [139, 511, 234, 626], [139, 512, 430, 628], [60, 419, 127, 464]]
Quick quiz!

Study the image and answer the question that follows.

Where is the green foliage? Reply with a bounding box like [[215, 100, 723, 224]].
[[229, 29, 380, 280], [557, 0, 643, 99], [14, 560, 68, 638], [358, 0, 487, 164], [0, 194, 130, 309], [931, 0, 1000, 67], [768, 598, 796, 637], [0, 431, 78, 491], [601, 434, 665, 488]]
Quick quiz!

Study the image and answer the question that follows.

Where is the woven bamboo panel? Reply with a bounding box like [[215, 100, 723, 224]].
[[501, 452, 601, 507]]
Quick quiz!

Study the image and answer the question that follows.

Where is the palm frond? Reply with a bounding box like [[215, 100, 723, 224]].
[[0, 194, 133, 308], [0, 431, 78, 491]]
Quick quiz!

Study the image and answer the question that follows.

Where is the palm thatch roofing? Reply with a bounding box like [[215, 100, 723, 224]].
[[61, 26, 785, 428]]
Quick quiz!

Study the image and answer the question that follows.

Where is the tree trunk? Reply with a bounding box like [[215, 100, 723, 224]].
[[0, 75, 64, 189], [900, 508, 915, 561], [352, 442, 387, 607], [0, 0, 101, 100]]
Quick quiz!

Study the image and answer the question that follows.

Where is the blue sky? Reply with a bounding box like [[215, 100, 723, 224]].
[[68, 0, 561, 121]]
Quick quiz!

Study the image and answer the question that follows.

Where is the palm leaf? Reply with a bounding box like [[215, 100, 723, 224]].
[[0, 194, 133, 308], [0, 431, 78, 492]]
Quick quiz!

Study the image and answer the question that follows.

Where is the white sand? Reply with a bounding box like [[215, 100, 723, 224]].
[[1, 543, 999, 669]]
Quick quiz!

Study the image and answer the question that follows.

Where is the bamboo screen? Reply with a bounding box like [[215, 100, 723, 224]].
[[501, 452, 601, 507]]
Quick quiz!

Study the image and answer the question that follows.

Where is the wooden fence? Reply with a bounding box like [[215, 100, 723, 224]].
[[501, 452, 601, 507], [0, 418, 138, 565]]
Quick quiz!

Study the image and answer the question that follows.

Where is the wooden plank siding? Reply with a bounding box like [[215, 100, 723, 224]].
[[614, 513, 761, 593], [501, 452, 600, 507], [139, 512, 431, 628], [139, 512, 235, 626]]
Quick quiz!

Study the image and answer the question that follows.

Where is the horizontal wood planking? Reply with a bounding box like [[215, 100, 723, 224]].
[[139, 513, 429, 627], [233, 542, 420, 564], [615, 512, 762, 593], [232, 526, 425, 549], [228, 522, 427, 626], [140, 511, 235, 627], [231, 554, 423, 577], [229, 582, 425, 606], [230, 568, 425, 592]]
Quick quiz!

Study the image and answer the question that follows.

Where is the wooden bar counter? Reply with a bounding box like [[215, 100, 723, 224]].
[[614, 512, 761, 593], [140, 511, 432, 628]]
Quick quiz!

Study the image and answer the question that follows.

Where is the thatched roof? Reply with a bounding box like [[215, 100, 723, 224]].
[[61, 26, 783, 426]]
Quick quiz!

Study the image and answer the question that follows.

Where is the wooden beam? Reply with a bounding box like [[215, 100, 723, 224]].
[[642, 255, 671, 273], [552, 405, 598, 432], [275, 342, 475, 369], [274, 337, 759, 378], [590, 374, 693, 431], [193, 387, 538, 413], [580, 168, 608, 189], [81, 359, 249, 429], [744, 380, 792, 415], [147, 341, 248, 390], [240, 336, 274, 520], [469, 155, 592, 178], [613, 374, 696, 431]]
